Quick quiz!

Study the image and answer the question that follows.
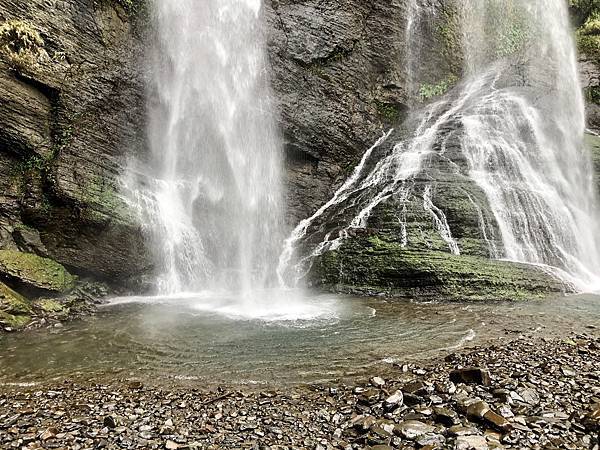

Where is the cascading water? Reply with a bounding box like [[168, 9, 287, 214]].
[[458, 0, 600, 289], [279, 0, 600, 291], [121, 0, 329, 318]]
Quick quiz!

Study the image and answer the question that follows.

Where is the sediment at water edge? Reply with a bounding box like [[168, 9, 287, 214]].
[[1, 331, 598, 449]]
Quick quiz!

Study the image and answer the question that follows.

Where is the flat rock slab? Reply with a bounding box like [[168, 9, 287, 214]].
[[0, 250, 74, 293]]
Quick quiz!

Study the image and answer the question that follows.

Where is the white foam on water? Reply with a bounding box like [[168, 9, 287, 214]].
[[108, 290, 341, 323]]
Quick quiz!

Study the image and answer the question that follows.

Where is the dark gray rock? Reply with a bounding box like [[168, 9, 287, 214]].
[[0, 0, 151, 285], [450, 368, 492, 386]]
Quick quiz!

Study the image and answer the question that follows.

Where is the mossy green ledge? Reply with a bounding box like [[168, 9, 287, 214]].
[[586, 132, 600, 194], [0, 281, 32, 329], [0, 250, 75, 293], [309, 235, 570, 301]]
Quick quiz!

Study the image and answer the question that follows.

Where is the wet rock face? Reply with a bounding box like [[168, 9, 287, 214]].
[[0, 0, 151, 284], [580, 55, 600, 132], [0, 0, 597, 297], [265, 0, 411, 224], [0, 0, 426, 289], [0, 249, 74, 293], [309, 234, 570, 301]]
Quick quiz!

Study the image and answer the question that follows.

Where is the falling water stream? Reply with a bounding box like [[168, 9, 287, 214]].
[[121, 0, 331, 319], [128, 0, 282, 296]]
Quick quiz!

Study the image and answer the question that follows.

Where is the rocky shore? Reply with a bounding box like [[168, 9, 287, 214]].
[[1, 332, 598, 449]]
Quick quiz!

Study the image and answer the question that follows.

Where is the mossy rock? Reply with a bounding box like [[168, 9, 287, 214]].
[[310, 235, 569, 301], [585, 133, 600, 194], [0, 281, 32, 329], [0, 250, 75, 293], [33, 298, 67, 314]]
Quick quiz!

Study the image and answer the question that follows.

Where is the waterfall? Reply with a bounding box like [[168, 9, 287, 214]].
[[280, 0, 600, 291], [124, 0, 284, 298], [458, 0, 600, 289]]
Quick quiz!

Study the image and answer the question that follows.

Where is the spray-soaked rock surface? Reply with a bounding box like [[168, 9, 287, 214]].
[[0, 0, 599, 320], [1, 332, 599, 449]]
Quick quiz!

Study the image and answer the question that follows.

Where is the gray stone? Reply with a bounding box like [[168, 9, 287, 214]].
[[416, 433, 446, 447], [433, 406, 459, 426], [394, 420, 435, 440], [455, 435, 489, 450], [450, 368, 492, 386], [383, 390, 403, 410], [371, 377, 385, 387]]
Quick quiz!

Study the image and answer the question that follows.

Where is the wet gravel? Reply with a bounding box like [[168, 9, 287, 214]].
[[1, 331, 599, 449]]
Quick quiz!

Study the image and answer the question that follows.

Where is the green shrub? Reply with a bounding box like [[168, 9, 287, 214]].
[[586, 86, 600, 105], [577, 12, 600, 61], [0, 20, 46, 71], [570, 0, 599, 27], [375, 101, 404, 123], [419, 75, 459, 101]]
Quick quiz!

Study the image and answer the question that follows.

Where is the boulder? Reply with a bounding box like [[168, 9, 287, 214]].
[[0, 281, 32, 329], [394, 420, 435, 440], [583, 405, 600, 432], [455, 435, 489, 450], [0, 250, 74, 293]]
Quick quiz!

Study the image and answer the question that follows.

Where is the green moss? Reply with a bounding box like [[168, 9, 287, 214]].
[[0, 282, 30, 314], [419, 75, 459, 101], [437, 3, 463, 76], [0, 250, 75, 293], [81, 175, 135, 225], [0, 281, 32, 329], [33, 298, 68, 317], [0, 311, 31, 329], [311, 235, 567, 301]]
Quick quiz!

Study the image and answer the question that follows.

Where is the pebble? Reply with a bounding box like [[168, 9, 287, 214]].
[[0, 333, 598, 449], [395, 420, 435, 439]]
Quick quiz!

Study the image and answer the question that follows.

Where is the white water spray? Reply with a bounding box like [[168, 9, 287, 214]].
[[458, 0, 600, 290]]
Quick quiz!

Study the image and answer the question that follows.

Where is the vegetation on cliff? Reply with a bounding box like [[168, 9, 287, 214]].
[[572, 0, 600, 62], [0, 20, 46, 72]]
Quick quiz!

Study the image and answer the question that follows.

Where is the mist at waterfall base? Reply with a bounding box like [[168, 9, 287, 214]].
[[279, 0, 600, 292], [121, 0, 332, 320]]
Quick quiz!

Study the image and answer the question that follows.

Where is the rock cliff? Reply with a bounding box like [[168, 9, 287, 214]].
[[0, 0, 598, 328], [0, 0, 150, 284]]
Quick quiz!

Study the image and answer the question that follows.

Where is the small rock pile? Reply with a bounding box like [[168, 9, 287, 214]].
[[0, 333, 598, 449]]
